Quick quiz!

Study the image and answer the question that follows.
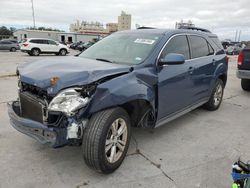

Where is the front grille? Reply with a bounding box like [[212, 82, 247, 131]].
[[19, 92, 45, 123], [21, 82, 51, 101]]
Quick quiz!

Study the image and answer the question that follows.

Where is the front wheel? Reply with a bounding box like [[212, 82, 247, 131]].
[[204, 79, 224, 111], [82, 107, 131, 173], [31, 48, 40, 56], [241, 79, 250, 91], [59, 49, 67, 56]]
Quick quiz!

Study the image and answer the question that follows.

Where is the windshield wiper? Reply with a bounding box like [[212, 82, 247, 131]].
[[96, 58, 114, 63]]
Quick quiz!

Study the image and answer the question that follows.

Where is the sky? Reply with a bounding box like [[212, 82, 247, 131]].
[[1, 0, 250, 41]]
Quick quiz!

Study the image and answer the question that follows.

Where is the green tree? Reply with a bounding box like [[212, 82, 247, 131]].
[[0, 26, 12, 35], [26, 26, 64, 32]]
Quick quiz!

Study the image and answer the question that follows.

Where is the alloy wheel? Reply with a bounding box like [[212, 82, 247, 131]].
[[60, 49, 66, 56], [213, 84, 223, 106], [105, 118, 128, 164]]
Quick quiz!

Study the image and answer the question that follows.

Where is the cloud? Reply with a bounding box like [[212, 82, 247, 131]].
[[1, 0, 250, 40]]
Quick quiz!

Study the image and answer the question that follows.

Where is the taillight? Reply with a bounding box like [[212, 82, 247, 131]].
[[238, 51, 244, 65], [23, 43, 28, 47]]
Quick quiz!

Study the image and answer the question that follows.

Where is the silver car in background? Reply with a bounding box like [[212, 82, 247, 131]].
[[0, 40, 20, 52]]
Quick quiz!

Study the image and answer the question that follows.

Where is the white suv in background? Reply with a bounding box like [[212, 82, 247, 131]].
[[21, 38, 69, 56]]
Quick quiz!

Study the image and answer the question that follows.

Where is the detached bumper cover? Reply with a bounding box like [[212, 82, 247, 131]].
[[7, 101, 67, 148], [237, 69, 250, 79]]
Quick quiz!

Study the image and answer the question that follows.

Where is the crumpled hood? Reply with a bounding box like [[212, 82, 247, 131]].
[[19, 56, 130, 95]]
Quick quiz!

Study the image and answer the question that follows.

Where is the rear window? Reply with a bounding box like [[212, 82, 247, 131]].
[[189, 36, 210, 58], [1, 41, 12, 44], [210, 37, 224, 50]]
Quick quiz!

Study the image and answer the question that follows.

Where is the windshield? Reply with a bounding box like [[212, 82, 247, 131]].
[[79, 33, 161, 65]]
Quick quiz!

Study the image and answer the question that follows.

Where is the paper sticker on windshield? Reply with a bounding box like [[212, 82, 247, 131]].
[[134, 39, 155, 45]]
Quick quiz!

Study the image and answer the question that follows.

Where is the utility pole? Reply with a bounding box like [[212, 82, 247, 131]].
[[238, 30, 242, 42], [31, 0, 36, 28], [235, 30, 238, 42]]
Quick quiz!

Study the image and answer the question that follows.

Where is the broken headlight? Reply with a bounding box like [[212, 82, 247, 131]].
[[48, 88, 89, 116]]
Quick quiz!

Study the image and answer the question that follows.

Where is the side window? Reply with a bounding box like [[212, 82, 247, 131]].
[[2, 41, 11, 44], [48, 40, 56, 45], [161, 35, 190, 60], [208, 42, 214, 55], [189, 36, 210, 58], [41, 40, 48, 44]]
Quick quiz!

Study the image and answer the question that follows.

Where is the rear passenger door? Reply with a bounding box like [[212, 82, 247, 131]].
[[157, 35, 194, 120], [30, 39, 47, 52], [187, 35, 215, 103]]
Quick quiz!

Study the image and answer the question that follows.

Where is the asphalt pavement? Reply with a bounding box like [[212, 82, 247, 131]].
[[0, 51, 249, 188]]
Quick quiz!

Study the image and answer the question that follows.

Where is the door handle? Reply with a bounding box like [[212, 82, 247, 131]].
[[212, 59, 216, 65], [188, 66, 195, 74]]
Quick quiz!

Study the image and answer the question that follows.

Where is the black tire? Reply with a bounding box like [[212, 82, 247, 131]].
[[241, 79, 250, 91], [31, 48, 40, 56], [10, 47, 16, 52], [204, 79, 224, 111], [82, 107, 131, 173], [59, 49, 67, 56]]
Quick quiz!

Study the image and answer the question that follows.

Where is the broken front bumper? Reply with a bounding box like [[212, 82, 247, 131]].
[[7, 101, 68, 148]]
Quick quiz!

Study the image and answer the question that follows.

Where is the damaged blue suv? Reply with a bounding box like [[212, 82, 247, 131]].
[[8, 27, 228, 173]]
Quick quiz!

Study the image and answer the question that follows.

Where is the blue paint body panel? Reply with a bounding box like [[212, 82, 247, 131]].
[[9, 28, 228, 147]]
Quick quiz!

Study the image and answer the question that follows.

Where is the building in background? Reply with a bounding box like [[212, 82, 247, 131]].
[[118, 11, 131, 31], [69, 11, 131, 35], [69, 21, 109, 35], [106, 23, 118, 33], [175, 20, 195, 29], [13, 29, 100, 43]]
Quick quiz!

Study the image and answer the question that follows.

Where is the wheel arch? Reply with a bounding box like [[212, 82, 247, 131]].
[[120, 99, 155, 128], [213, 59, 228, 88], [10, 47, 17, 51], [218, 73, 227, 87], [31, 47, 41, 52], [59, 48, 67, 52]]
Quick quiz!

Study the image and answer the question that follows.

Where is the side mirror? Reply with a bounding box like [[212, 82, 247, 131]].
[[158, 53, 185, 66]]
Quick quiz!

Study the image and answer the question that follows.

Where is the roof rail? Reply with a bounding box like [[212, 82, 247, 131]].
[[178, 26, 211, 33], [137, 26, 156, 29]]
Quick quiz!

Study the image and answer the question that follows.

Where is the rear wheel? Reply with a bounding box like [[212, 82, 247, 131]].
[[10, 47, 16, 52], [82, 107, 131, 173], [241, 79, 250, 91], [59, 49, 67, 56], [204, 79, 224, 111], [31, 48, 40, 56]]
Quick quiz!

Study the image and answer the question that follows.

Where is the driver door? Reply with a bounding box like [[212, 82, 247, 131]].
[[157, 35, 194, 121], [47, 40, 59, 52]]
